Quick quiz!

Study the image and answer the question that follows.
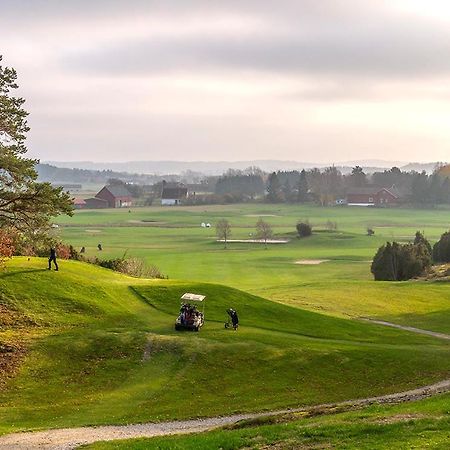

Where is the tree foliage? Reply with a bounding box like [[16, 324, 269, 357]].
[[216, 219, 231, 248], [0, 227, 15, 266], [296, 221, 312, 238], [215, 173, 264, 198], [296, 169, 309, 203], [266, 172, 284, 202], [433, 231, 450, 263], [255, 218, 273, 248], [413, 231, 432, 257], [0, 55, 73, 234], [371, 237, 432, 281], [349, 166, 367, 188]]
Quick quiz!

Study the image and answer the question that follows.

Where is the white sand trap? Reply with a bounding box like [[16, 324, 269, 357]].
[[85, 229, 102, 233], [217, 239, 289, 244], [294, 259, 329, 265]]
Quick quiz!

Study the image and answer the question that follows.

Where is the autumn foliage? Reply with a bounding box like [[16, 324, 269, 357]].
[[0, 229, 15, 267]]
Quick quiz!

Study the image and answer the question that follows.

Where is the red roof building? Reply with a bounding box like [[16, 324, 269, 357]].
[[95, 185, 132, 208], [72, 198, 86, 209], [347, 186, 400, 206]]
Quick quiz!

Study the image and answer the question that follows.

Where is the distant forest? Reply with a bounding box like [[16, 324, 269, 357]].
[[205, 165, 450, 206], [38, 162, 450, 207]]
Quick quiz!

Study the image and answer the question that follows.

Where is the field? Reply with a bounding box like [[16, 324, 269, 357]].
[[57, 204, 450, 331], [0, 204, 449, 447]]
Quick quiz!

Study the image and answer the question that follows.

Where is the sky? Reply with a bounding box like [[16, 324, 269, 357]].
[[1, 0, 450, 163]]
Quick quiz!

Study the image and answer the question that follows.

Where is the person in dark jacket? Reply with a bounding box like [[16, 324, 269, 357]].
[[226, 308, 239, 330], [48, 247, 59, 271], [231, 309, 239, 330]]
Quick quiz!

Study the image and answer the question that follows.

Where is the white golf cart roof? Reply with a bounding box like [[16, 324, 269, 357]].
[[181, 293, 206, 302]]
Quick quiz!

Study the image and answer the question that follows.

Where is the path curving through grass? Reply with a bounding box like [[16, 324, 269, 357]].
[[0, 378, 449, 450], [360, 318, 450, 340]]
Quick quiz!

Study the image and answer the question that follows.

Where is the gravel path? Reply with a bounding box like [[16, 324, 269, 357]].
[[1, 320, 449, 450], [1, 379, 449, 450], [360, 318, 450, 340]]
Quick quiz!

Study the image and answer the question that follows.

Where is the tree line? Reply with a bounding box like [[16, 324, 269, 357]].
[[206, 165, 450, 206]]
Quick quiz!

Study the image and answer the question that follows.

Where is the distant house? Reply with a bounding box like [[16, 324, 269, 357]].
[[72, 198, 86, 209], [347, 186, 400, 206], [95, 185, 132, 208], [161, 182, 188, 206], [84, 197, 109, 209]]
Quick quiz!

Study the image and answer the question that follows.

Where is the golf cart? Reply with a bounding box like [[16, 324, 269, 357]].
[[175, 293, 205, 331]]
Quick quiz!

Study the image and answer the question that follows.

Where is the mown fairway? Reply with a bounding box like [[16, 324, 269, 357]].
[[57, 204, 450, 331], [0, 258, 449, 436]]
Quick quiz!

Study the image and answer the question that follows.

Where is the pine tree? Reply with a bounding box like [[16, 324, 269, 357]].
[[0, 55, 73, 234], [296, 170, 309, 203], [266, 172, 284, 203]]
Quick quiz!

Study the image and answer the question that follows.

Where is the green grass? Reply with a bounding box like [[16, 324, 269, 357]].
[[82, 392, 450, 450], [56, 204, 450, 332], [1, 258, 449, 436]]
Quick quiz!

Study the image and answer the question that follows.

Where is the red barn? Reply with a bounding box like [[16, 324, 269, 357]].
[[95, 185, 132, 208], [347, 186, 400, 206]]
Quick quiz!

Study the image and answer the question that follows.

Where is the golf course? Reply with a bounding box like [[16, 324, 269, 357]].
[[1, 204, 449, 448]]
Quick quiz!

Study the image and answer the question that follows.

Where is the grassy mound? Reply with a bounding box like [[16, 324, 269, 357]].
[[0, 258, 449, 435]]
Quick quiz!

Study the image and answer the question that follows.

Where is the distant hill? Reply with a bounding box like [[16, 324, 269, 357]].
[[44, 159, 444, 175], [36, 163, 169, 185]]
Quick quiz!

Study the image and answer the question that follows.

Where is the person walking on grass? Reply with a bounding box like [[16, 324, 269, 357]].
[[48, 247, 58, 271]]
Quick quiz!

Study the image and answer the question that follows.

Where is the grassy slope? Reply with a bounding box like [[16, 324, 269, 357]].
[[0, 258, 449, 435], [83, 392, 450, 450], [57, 204, 450, 333]]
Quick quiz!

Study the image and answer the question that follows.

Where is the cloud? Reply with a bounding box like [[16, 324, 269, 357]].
[[54, 4, 450, 81], [2, 0, 450, 162]]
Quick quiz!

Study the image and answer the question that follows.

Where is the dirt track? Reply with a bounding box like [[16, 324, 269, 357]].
[[1, 321, 449, 450], [360, 318, 450, 340]]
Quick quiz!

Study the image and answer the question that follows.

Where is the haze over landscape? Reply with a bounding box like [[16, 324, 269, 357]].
[[3, 2, 450, 449], [1, 0, 450, 164]]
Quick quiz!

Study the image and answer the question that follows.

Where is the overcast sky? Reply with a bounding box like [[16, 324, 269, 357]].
[[1, 0, 450, 163]]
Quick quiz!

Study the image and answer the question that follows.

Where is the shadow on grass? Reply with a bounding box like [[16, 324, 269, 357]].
[[0, 269, 48, 278]]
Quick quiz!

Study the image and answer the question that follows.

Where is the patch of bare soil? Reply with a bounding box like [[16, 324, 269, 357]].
[[372, 413, 426, 425], [0, 340, 25, 387], [294, 260, 330, 265], [0, 304, 36, 329]]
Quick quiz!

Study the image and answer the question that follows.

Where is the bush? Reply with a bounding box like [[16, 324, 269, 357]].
[[367, 228, 375, 236], [433, 231, 450, 263], [296, 221, 312, 238], [371, 241, 432, 281], [89, 255, 165, 279], [414, 231, 432, 257]]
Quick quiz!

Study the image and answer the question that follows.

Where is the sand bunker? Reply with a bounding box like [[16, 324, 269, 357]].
[[294, 259, 329, 265], [85, 229, 101, 233]]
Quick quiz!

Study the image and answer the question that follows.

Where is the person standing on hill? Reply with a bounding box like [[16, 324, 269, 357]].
[[231, 309, 239, 330], [48, 247, 58, 271]]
